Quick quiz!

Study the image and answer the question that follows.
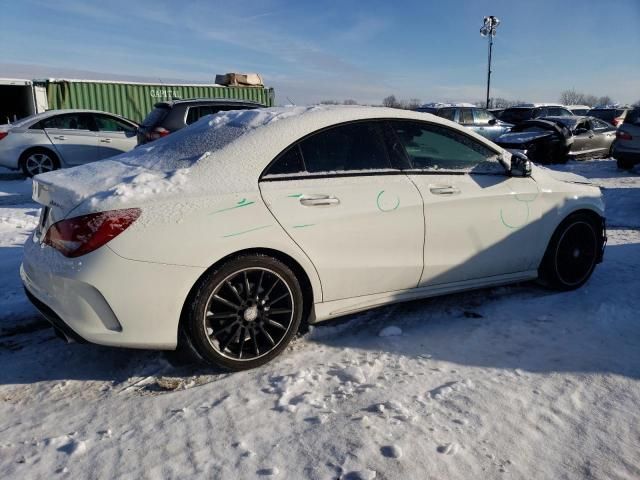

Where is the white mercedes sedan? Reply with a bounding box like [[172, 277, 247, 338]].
[[22, 106, 606, 370], [0, 109, 138, 176]]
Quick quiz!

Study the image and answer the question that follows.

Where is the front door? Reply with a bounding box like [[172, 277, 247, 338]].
[[92, 113, 138, 159], [259, 121, 425, 302], [42, 112, 100, 165], [389, 120, 541, 287]]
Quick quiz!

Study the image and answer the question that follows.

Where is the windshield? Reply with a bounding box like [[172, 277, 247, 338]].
[[501, 109, 533, 123]]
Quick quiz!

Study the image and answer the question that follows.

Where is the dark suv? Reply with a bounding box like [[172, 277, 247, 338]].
[[587, 108, 630, 128], [137, 98, 262, 145], [500, 105, 574, 125]]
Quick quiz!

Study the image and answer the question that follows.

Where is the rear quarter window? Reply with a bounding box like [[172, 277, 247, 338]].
[[141, 106, 169, 127]]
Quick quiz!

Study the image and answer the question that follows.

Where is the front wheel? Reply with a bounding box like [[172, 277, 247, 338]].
[[539, 213, 602, 291], [184, 255, 304, 370]]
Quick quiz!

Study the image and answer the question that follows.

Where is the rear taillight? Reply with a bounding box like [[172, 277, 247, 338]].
[[616, 130, 632, 141], [0, 132, 8, 141], [612, 117, 622, 127], [43, 208, 141, 258], [145, 127, 170, 141]]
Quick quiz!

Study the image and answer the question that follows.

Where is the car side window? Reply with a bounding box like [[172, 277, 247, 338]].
[[299, 122, 391, 173], [186, 105, 223, 125], [94, 115, 136, 133], [41, 113, 93, 130], [473, 109, 493, 125], [438, 109, 456, 121], [390, 121, 502, 173], [265, 145, 305, 176], [459, 109, 474, 125], [591, 118, 609, 130]]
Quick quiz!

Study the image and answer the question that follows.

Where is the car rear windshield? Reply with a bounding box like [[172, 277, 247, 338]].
[[501, 108, 533, 123], [588, 109, 623, 122], [624, 109, 640, 125], [141, 105, 170, 127]]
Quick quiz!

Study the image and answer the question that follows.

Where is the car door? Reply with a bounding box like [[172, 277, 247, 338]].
[[570, 119, 594, 157], [92, 113, 138, 159], [259, 121, 425, 302], [590, 118, 616, 156], [41, 113, 100, 165], [472, 108, 502, 140], [389, 120, 542, 287]]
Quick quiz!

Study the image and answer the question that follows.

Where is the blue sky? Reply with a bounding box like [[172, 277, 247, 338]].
[[2, 0, 639, 105]]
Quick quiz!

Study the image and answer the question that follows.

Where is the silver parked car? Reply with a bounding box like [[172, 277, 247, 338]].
[[0, 109, 138, 176]]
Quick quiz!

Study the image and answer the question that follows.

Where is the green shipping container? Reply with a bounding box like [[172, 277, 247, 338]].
[[37, 79, 275, 123]]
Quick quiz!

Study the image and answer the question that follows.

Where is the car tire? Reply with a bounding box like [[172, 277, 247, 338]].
[[616, 157, 635, 171], [19, 148, 60, 177], [539, 213, 601, 291], [183, 254, 304, 371]]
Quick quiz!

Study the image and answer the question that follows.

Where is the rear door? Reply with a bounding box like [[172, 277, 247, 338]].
[[92, 113, 138, 159], [571, 119, 595, 157], [41, 113, 100, 165], [589, 118, 616, 155], [259, 120, 425, 302], [389, 120, 541, 286]]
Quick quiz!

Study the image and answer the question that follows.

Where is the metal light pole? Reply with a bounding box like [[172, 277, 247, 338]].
[[480, 16, 500, 109]]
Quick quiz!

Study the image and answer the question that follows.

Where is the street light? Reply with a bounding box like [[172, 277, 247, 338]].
[[480, 15, 500, 109]]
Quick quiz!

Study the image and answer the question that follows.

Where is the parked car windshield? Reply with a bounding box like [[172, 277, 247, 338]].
[[501, 108, 534, 124]]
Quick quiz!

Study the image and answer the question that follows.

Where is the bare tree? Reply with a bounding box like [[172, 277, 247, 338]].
[[597, 96, 613, 107], [559, 89, 585, 106], [343, 99, 358, 105], [382, 95, 400, 108], [407, 98, 422, 109], [634, 100, 640, 107], [320, 99, 340, 105]]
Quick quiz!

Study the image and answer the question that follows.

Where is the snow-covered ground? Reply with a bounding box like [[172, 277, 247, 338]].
[[1, 159, 639, 479]]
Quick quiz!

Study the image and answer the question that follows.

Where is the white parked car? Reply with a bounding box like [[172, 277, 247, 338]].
[[22, 106, 606, 370], [0, 109, 138, 176]]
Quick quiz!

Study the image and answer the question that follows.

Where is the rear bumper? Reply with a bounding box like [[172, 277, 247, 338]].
[[21, 235, 205, 349], [24, 287, 87, 343]]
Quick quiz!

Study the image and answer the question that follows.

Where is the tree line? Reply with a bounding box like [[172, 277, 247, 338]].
[[319, 91, 639, 109]]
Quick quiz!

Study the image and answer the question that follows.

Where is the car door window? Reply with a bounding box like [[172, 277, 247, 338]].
[[186, 106, 221, 125], [391, 121, 502, 173], [459, 109, 474, 125], [264, 145, 306, 176], [438, 109, 456, 121], [299, 122, 391, 173], [473, 109, 494, 125], [41, 113, 94, 131], [591, 118, 610, 130], [94, 114, 136, 134]]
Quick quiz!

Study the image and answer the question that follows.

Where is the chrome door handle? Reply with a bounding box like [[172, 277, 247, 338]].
[[53, 135, 66, 140], [299, 195, 340, 206], [100, 138, 112, 143], [430, 186, 460, 195]]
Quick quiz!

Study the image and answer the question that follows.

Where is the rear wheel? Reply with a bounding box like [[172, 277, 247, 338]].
[[616, 157, 635, 171], [20, 148, 59, 177], [539, 213, 601, 291], [184, 255, 304, 370]]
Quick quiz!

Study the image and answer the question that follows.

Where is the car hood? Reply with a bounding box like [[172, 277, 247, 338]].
[[537, 166, 593, 186], [495, 130, 553, 144]]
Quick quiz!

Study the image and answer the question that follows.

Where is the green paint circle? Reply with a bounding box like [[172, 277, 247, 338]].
[[376, 190, 400, 212]]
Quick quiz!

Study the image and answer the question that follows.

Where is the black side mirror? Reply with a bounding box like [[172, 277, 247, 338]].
[[575, 127, 587, 135], [510, 151, 532, 177], [488, 118, 497, 125]]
